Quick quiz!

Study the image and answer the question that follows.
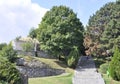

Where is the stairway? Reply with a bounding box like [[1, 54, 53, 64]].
[[72, 56, 105, 84]]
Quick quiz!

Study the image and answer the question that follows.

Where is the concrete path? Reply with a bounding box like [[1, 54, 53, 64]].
[[73, 56, 105, 84]]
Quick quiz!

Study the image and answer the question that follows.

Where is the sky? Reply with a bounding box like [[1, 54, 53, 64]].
[[0, 0, 116, 43]]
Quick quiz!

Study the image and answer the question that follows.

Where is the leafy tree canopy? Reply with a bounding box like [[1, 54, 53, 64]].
[[0, 43, 7, 50], [28, 27, 37, 39], [37, 6, 84, 58]]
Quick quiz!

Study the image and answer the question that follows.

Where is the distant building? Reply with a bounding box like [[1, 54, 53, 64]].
[[12, 37, 40, 51], [12, 37, 51, 57]]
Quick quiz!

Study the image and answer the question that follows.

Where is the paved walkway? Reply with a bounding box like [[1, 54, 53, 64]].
[[73, 56, 105, 84]]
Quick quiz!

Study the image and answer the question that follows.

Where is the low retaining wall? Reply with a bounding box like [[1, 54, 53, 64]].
[[16, 58, 65, 78], [17, 66, 65, 78]]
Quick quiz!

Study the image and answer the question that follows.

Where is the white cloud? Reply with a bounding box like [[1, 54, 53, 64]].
[[0, 0, 48, 43]]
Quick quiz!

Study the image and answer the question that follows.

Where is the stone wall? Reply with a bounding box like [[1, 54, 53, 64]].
[[17, 50, 35, 56], [17, 66, 65, 78], [16, 58, 65, 78], [17, 50, 53, 58], [20, 73, 28, 84]]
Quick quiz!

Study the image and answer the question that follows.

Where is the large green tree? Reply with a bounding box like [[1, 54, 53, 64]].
[[37, 6, 84, 59], [84, 1, 120, 56]]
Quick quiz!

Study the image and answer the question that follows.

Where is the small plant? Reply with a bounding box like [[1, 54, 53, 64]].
[[67, 46, 79, 68], [109, 47, 120, 81], [100, 63, 109, 74]]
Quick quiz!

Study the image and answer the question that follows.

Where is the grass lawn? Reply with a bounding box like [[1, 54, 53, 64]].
[[21, 55, 74, 73], [29, 73, 73, 84]]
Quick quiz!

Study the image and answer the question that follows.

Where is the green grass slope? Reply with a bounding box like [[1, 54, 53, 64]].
[[19, 56, 74, 84]]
